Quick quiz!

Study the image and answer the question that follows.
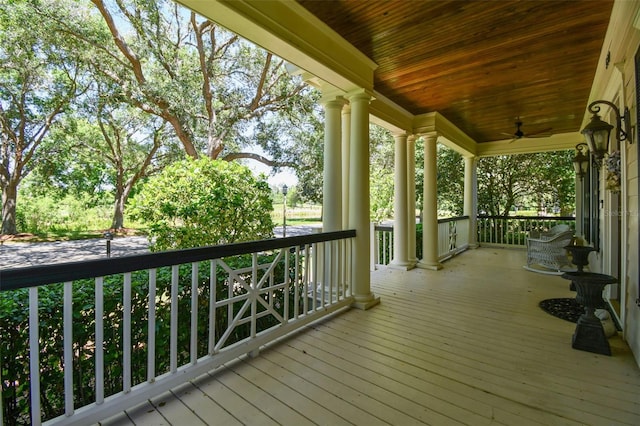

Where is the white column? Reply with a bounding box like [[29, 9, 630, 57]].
[[390, 132, 411, 269], [417, 133, 443, 270], [341, 104, 351, 229], [348, 91, 379, 309], [464, 156, 478, 248], [322, 97, 344, 232], [407, 135, 417, 265]]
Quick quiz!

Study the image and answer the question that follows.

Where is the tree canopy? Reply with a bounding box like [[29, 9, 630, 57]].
[[1, 0, 322, 234], [477, 151, 575, 217], [0, 0, 93, 234]]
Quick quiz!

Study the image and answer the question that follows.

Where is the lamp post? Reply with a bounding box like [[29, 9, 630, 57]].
[[282, 184, 288, 238], [103, 231, 113, 257]]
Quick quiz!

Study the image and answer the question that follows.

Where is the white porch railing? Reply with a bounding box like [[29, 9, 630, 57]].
[[371, 216, 470, 269], [0, 230, 355, 425], [370, 223, 394, 269], [437, 216, 469, 261], [477, 215, 575, 247]]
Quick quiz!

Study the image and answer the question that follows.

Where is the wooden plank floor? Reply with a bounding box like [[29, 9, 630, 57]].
[[101, 248, 640, 426]]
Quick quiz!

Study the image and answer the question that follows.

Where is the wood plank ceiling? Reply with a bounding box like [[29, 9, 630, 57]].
[[297, 0, 614, 143]]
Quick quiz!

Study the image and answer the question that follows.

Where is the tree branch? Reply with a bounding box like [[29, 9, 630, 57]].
[[222, 152, 299, 169], [250, 53, 272, 111], [91, 0, 146, 85]]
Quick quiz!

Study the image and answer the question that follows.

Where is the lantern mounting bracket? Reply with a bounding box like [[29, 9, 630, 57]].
[[586, 100, 632, 144]]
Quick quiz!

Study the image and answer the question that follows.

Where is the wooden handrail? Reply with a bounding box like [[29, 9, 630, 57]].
[[0, 230, 356, 291], [477, 215, 575, 220]]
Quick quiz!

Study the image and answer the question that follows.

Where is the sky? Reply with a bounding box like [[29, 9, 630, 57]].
[[239, 145, 299, 188]]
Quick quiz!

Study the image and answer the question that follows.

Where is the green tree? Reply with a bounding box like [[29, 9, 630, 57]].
[[89, 87, 169, 230], [130, 158, 274, 251], [0, 0, 92, 234], [415, 141, 465, 219], [79, 0, 315, 168], [369, 124, 394, 221], [477, 151, 575, 217], [436, 146, 464, 216], [291, 101, 324, 204], [25, 118, 111, 205]]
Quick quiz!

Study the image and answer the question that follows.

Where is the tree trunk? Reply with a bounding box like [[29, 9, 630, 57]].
[[111, 195, 125, 230], [111, 183, 130, 230], [1, 181, 18, 235]]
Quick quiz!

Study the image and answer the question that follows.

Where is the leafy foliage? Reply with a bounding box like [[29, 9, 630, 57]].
[[415, 142, 465, 217], [370, 124, 395, 221], [78, 0, 317, 166], [2, 0, 322, 234], [130, 158, 274, 250], [0, 0, 95, 234], [15, 190, 111, 234], [0, 253, 300, 424], [477, 151, 575, 217]]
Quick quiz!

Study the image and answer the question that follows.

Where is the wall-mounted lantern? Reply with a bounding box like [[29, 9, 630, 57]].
[[572, 143, 590, 180], [580, 100, 632, 163]]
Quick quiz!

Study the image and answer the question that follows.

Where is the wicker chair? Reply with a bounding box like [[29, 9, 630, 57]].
[[526, 228, 574, 272]]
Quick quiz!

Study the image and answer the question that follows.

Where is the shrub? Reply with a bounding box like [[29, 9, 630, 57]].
[[130, 158, 274, 251], [0, 252, 303, 424]]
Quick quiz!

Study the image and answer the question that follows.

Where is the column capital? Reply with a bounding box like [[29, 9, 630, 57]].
[[320, 94, 347, 108], [392, 132, 409, 142], [422, 131, 439, 142], [346, 88, 374, 102]]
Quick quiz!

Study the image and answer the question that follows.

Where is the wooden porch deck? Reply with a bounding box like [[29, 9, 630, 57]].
[[101, 248, 640, 426]]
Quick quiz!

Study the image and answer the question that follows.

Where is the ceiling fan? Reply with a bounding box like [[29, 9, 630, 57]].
[[501, 119, 552, 143]]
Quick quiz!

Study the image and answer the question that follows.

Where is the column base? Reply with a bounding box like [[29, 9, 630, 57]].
[[351, 293, 380, 310], [468, 243, 479, 249], [416, 260, 443, 271], [389, 260, 415, 271]]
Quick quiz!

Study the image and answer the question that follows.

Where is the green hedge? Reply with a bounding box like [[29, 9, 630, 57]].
[[0, 253, 301, 424]]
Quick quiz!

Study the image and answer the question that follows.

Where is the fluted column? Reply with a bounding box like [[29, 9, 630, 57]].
[[341, 104, 351, 229], [348, 91, 379, 309], [464, 156, 478, 248], [321, 96, 344, 232], [390, 132, 411, 269], [417, 133, 443, 270], [407, 135, 417, 266]]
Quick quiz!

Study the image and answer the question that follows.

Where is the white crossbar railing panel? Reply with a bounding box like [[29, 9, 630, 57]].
[[371, 217, 471, 268], [437, 221, 450, 258], [0, 233, 355, 425]]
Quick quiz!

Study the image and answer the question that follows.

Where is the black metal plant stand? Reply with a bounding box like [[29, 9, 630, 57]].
[[561, 272, 617, 356], [563, 245, 597, 290]]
